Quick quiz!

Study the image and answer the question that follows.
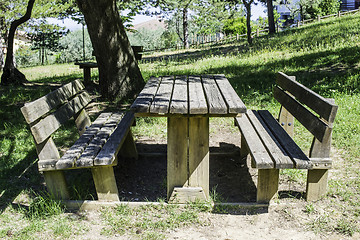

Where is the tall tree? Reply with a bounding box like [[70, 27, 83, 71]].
[[1, 0, 35, 85], [266, 0, 276, 34], [76, 0, 145, 101], [242, 0, 254, 44]]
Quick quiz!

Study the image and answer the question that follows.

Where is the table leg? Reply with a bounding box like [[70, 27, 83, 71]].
[[83, 67, 91, 84], [188, 117, 209, 199], [167, 117, 188, 199], [167, 117, 209, 203]]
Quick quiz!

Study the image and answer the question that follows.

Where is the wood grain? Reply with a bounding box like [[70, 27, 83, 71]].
[[170, 76, 188, 114], [150, 76, 174, 114], [188, 75, 208, 114], [202, 75, 227, 114], [131, 76, 161, 113]]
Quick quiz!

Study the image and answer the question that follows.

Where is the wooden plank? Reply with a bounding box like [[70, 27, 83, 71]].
[[91, 166, 119, 201], [95, 112, 135, 165], [168, 187, 207, 203], [30, 91, 91, 144], [167, 117, 189, 199], [214, 74, 246, 114], [75, 109, 92, 136], [247, 111, 294, 169], [273, 86, 329, 142], [278, 106, 294, 138], [202, 75, 227, 114], [21, 79, 84, 124], [150, 76, 174, 114], [188, 117, 209, 199], [43, 171, 70, 200], [188, 75, 208, 114], [277, 72, 338, 124], [257, 169, 279, 203], [235, 114, 274, 169], [130, 76, 161, 113], [169, 76, 188, 114], [257, 110, 312, 169], [75, 112, 124, 168], [54, 113, 112, 170]]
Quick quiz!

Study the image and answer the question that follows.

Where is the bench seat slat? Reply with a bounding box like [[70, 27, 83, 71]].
[[258, 110, 312, 169], [235, 115, 274, 169], [247, 110, 294, 169], [75, 112, 124, 168], [38, 113, 112, 171], [95, 112, 135, 165], [31, 91, 91, 144], [21, 80, 84, 124]]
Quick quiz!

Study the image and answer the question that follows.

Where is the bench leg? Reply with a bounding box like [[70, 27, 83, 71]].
[[257, 169, 279, 203], [83, 68, 91, 84], [91, 166, 119, 201], [43, 171, 70, 200], [240, 134, 249, 160], [119, 129, 138, 160], [306, 169, 328, 201]]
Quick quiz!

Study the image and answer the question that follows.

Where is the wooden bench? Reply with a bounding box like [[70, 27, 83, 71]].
[[21, 79, 137, 201], [235, 72, 338, 203]]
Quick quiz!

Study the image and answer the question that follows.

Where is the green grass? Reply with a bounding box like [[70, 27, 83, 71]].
[[0, 12, 360, 238]]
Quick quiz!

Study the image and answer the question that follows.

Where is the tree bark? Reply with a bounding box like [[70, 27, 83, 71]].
[[1, 0, 35, 85], [76, 0, 145, 101], [243, 0, 253, 45], [182, 7, 189, 49], [267, 0, 276, 34]]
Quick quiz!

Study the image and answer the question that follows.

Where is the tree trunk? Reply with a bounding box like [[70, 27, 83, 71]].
[[76, 0, 145, 101], [267, 0, 276, 34], [0, 0, 34, 85], [0, 45, 3, 71], [243, 1, 253, 45], [183, 7, 189, 49]]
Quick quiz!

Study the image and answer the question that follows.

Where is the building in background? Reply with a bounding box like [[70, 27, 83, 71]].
[[341, 0, 360, 10]]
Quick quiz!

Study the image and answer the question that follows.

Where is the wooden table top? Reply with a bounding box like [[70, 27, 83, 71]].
[[130, 75, 246, 117]]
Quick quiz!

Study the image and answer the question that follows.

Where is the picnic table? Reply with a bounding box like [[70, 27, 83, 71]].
[[130, 75, 246, 203]]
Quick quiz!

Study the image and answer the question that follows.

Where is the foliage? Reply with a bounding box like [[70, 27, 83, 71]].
[[58, 29, 93, 63], [15, 45, 39, 67], [128, 27, 165, 50], [223, 17, 247, 35], [297, 0, 341, 20]]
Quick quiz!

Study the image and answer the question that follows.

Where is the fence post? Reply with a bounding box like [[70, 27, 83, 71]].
[[317, 15, 321, 22], [256, 29, 260, 37], [338, 11, 341, 17], [297, 22, 300, 28]]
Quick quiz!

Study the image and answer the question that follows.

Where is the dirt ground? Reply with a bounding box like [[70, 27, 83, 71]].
[[86, 119, 356, 240]]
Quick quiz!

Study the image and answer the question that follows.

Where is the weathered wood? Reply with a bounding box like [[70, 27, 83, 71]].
[[188, 75, 207, 114], [168, 187, 207, 203], [95, 112, 135, 165], [273, 86, 329, 142], [30, 91, 91, 144], [306, 169, 328, 201], [188, 117, 209, 199], [202, 75, 227, 114], [235, 114, 274, 169], [118, 129, 138, 160], [75, 109, 92, 135], [258, 110, 312, 169], [91, 166, 119, 201], [167, 117, 189, 199], [43, 171, 70, 200], [257, 169, 279, 203], [76, 112, 124, 168], [54, 113, 112, 170], [278, 106, 294, 138], [150, 76, 174, 114], [83, 67, 91, 83], [277, 72, 338, 124], [214, 74, 246, 114], [170, 75, 188, 114], [131, 77, 161, 113], [248, 111, 294, 169], [21, 79, 84, 124]]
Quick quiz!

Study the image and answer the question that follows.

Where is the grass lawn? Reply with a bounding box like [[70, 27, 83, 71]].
[[0, 13, 360, 239]]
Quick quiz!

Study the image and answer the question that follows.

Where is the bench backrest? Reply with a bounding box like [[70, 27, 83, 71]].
[[21, 80, 92, 161], [274, 72, 338, 159]]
